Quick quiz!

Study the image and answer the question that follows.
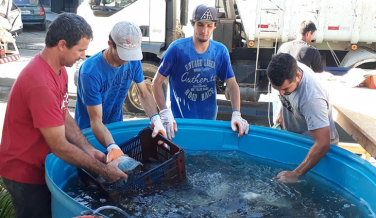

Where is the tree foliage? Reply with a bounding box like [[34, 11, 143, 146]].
[[0, 178, 14, 218]]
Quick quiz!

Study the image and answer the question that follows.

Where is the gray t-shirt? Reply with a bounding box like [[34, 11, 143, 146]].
[[278, 39, 323, 73], [281, 63, 339, 144]]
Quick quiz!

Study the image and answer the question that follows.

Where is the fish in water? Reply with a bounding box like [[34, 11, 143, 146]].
[[117, 154, 143, 172], [241, 191, 292, 208], [113, 154, 143, 186], [96, 154, 143, 186]]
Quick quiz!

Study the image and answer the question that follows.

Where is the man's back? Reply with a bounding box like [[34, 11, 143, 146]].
[[278, 39, 323, 73]]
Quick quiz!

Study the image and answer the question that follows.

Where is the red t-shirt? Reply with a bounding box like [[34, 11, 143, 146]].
[[0, 53, 68, 184]]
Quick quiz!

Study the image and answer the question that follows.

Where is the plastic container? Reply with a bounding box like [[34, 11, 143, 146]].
[[45, 119, 376, 218], [77, 127, 186, 198]]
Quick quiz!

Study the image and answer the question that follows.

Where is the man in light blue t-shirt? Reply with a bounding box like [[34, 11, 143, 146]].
[[75, 21, 166, 163], [267, 53, 338, 184], [153, 4, 249, 140]]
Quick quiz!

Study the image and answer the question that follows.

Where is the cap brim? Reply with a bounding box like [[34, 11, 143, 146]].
[[117, 46, 143, 61], [191, 19, 217, 23]]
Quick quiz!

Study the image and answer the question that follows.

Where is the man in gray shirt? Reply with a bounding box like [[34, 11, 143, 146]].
[[278, 21, 323, 73], [267, 53, 338, 183]]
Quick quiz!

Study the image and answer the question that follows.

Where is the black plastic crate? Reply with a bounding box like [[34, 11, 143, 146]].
[[77, 127, 186, 198]]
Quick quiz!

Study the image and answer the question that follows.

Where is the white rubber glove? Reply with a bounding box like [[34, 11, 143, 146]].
[[150, 114, 167, 138], [159, 109, 177, 140], [231, 110, 249, 137], [106, 143, 124, 163]]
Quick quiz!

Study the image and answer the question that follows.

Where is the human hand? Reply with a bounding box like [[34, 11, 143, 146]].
[[150, 114, 170, 149], [106, 143, 124, 163], [103, 158, 128, 183], [86, 148, 106, 163], [231, 110, 249, 137], [159, 109, 177, 140], [150, 114, 167, 138], [273, 171, 299, 183], [276, 114, 284, 129]]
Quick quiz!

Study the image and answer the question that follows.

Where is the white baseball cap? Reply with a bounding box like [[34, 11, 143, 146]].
[[110, 21, 143, 61]]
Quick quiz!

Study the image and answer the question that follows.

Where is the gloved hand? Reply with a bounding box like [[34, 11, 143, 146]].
[[106, 143, 124, 163], [231, 110, 249, 137], [159, 109, 177, 140], [150, 114, 167, 138]]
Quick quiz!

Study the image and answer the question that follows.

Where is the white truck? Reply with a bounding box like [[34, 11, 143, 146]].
[[0, 0, 22, 60], [76, 0, 376, 112]]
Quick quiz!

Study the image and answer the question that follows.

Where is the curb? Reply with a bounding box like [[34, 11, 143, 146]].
[[0, 54, 20, 64]]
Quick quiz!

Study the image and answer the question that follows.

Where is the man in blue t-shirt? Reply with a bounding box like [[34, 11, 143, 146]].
[[75, 21, 166, 163], [153, 4, 249, 140]]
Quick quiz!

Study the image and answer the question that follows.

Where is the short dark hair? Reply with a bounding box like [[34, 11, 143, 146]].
[[109, 34, 117, 49], [45, 13, 93, 48], [299, 21, 317, 35], [267, 53, 298, 86]]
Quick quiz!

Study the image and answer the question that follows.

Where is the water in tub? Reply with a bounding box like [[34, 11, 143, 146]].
[[63, 151, 373, 217]]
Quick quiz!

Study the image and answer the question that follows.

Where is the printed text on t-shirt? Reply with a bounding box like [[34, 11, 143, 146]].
[[182, 59, 216, 102]]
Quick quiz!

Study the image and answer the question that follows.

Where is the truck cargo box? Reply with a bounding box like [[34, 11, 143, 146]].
[[236, 0, 376, 47]]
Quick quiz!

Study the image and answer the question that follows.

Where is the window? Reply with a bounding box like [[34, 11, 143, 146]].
[[88, 0, 138, 17]]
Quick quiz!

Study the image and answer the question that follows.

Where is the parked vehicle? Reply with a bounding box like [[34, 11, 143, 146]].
[[0, 0, 23, 37], [0, 0, 21, 60], [76, 0, 376, 112], [9, 3, 23, 36], [15, 0, 46, 31]]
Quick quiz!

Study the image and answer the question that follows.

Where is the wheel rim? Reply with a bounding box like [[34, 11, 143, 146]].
[[128, 76, 153, 111]]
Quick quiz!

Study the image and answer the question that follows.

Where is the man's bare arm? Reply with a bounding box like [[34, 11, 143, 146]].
[[226, 77, 241, 111], [87, 104, 115, 148], [152, 72, 168, 111], [293, 126, 331, 176], [136, 81, 159, 117], [40, 125, 126, 183], [274, 126, 331, 183], [65, 111, 94, 152]]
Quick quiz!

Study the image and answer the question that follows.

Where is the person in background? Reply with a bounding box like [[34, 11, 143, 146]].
[[273, 21, 324, 124], [267, 53, 338, 183], [0, 13, 127, 218], [153, 4, 249, 140], [278, 20, 323, 73], [75, 21, 166, 163]]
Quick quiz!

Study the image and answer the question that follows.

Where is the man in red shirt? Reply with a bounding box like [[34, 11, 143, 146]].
[[0, 13, 127, 218]]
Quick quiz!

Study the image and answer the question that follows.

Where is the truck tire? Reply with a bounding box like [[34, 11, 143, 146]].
[[123, 61, 162, 114]]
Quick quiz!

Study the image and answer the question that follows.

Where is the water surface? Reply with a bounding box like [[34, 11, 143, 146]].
[[64, 150, 371, 217]]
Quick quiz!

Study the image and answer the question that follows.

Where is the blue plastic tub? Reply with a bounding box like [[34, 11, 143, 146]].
[[45, 119, 376, 218]]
